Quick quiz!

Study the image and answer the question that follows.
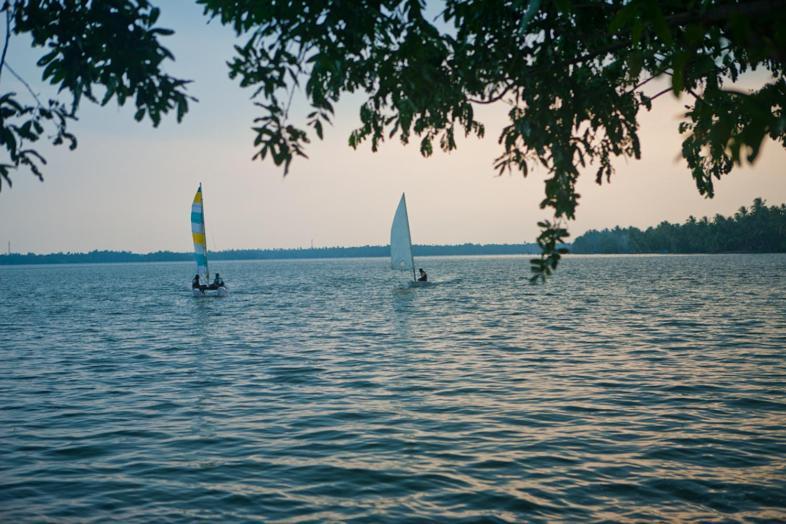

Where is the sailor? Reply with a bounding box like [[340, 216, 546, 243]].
[[417, 268, 428, 282], [192, 274, 201, 289], [213, 273, 224, 288]]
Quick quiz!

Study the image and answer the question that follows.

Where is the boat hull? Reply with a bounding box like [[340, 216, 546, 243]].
[[192, 286, 229, 297]]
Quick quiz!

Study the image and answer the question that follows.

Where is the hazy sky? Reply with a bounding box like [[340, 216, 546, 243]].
[[1, 3, 784, 254]]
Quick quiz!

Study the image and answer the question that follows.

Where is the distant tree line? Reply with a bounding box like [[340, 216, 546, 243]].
[[0, 243, 541, 265], [572, 198, 786, 254]]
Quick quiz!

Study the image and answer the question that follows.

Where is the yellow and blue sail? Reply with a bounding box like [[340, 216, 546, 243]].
[[191, 185, 209, 280]]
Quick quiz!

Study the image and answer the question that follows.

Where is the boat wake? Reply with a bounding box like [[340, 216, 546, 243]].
[[396, 277, 462, 290]]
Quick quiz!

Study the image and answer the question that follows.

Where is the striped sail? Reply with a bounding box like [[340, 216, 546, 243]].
[[191, 185, 209, 281]]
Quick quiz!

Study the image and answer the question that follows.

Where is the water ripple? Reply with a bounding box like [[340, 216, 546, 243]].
[[1, 254, 785, 522]]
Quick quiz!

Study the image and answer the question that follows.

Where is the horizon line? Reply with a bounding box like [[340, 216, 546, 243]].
[[1, 241, 545, 257]]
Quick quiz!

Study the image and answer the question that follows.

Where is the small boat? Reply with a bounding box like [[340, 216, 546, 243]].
[[190, 184, 228, 297], [390, 193, 426, 284]]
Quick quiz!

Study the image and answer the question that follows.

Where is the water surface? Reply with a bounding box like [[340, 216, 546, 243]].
[[1, 255, 785, 522]]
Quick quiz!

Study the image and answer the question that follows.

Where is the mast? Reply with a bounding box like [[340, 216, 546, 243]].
[[405, 194, 416, 281], [201, 183, 209, 281]]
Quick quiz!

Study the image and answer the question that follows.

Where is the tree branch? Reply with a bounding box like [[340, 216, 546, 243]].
[[649, 86, 673, 101], [556, 38, 630, 69], [5, 62, 43, 108], [467, 82, 515, 104], [0, 11, 10, 85], [632, 73, 660, 92], [666, 0, 786, 27]]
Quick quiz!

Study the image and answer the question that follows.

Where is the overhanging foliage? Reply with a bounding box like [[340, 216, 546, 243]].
[[2, 0, 784, 281]]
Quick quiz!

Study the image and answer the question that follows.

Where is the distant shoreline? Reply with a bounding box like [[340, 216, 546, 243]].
[[0, 244, 544, 265], [2, 247, 782, 266]]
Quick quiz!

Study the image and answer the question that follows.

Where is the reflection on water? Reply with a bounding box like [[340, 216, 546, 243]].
[[0, 254, 785, 522]]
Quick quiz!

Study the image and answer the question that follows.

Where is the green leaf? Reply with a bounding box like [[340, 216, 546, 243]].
[[609, 5, 633, 33], [648, 2, 672, 45], [672, 52, 689, 95], [626, 51, 643, 81]]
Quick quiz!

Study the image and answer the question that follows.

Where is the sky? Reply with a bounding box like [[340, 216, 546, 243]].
[[1, 3, 784, 254]]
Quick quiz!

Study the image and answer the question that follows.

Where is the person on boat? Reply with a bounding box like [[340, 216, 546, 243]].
[[192, 274, 201, 289], [417, 268, 428, 282], [211, 273, 225, 289]]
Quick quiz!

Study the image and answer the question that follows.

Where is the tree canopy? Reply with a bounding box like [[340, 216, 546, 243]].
[[2, 0, 785, 280]]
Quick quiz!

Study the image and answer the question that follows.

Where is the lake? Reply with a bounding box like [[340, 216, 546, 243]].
[[1, 254, 785, 522]]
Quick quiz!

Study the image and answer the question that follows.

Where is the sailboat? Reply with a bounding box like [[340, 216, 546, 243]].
[[390, 193, 425, 284], [191, 184, 228, 296]]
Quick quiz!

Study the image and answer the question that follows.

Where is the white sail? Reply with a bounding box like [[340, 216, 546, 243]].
[[390, 193, 415, 279]]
